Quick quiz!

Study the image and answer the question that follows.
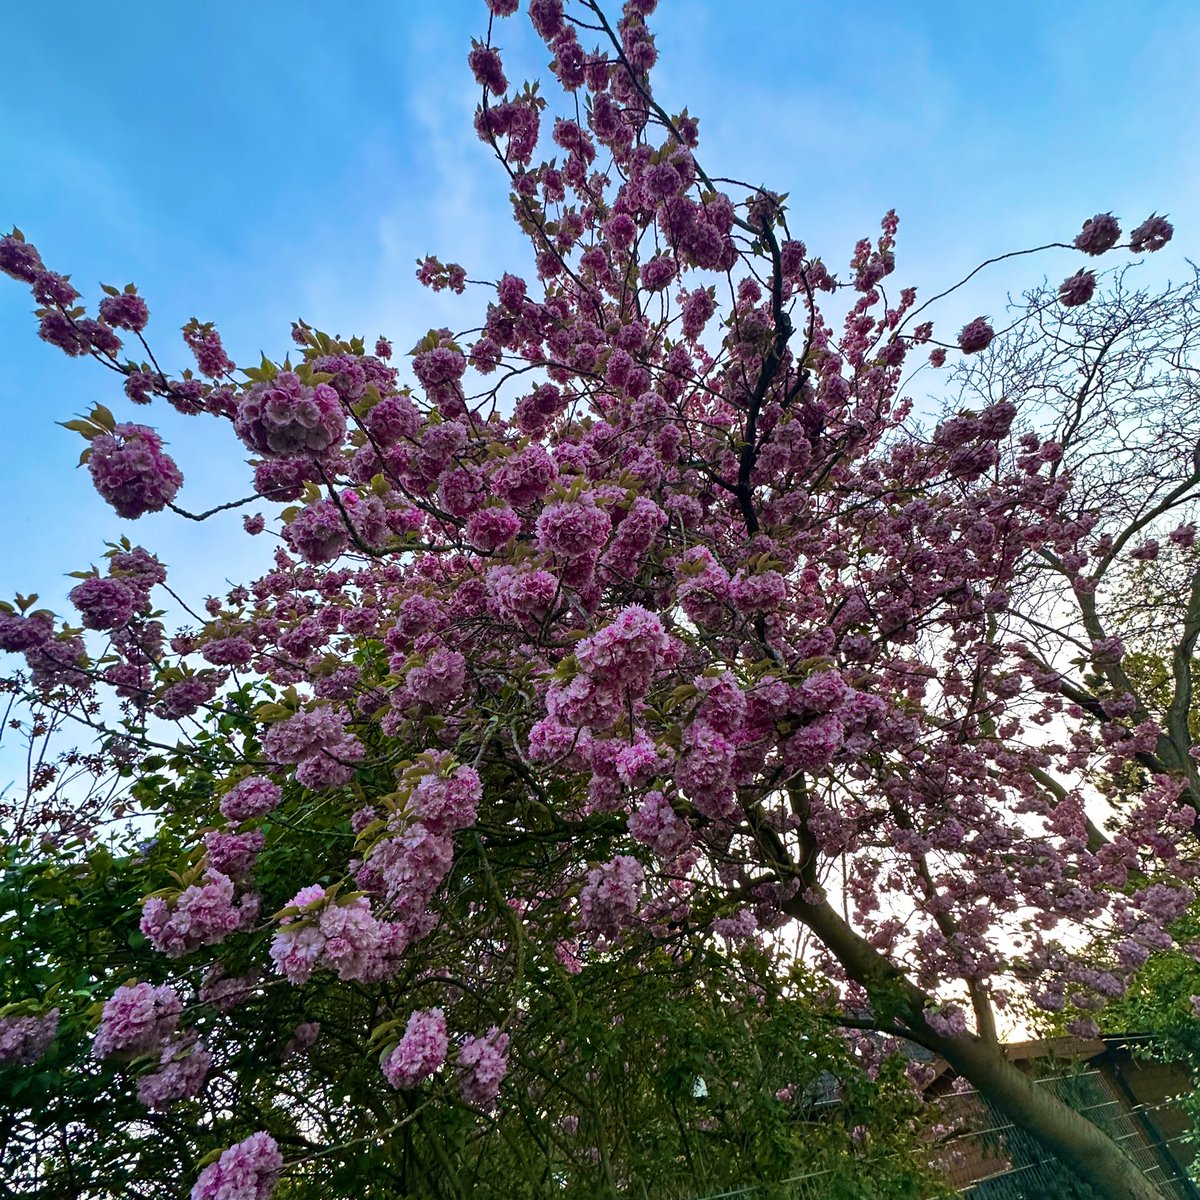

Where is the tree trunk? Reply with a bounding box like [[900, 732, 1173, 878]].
[[931, 1026, 1169, 1200], [784, 891, 1170, 1200]]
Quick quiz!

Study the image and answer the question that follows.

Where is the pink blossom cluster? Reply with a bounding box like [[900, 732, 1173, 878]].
[[404, 755, 483, 835], [269, 886, 409, 985], [136, 1036, 212, 1110], [495, 443, 557, 507], [381, 1007, 448, 1089], [98, 290, 149, 332], [675, 719, 738, 820], [412, 336, 468, 416], [577, 855, 644, 940], [603, 497, 667, 578], [1073, 213, 1122, 255], [93, 983, 181, 1059], [262, 706, 363, 789], [575, 606, 677, 694], [585, 732, 666, 812], [141, 870, 260, 958], [406, 647, 467, 707], [203, 827, 265, 879], [457, 1027, 509, 1110], [485, 565, 560, 628], [0, 1008, 59, 1066], [155, 672, 221, 720], [285, 491, 389, 565], [530, 607, 679, 761], [628, 790, 692, 859], [87, 423, 183, 519], [234, 371, 346, 458], [923, 1005, 968, 1037], [712, 909, 758, 943], [466, 504, 522, 552], [219, 775, 282, 823], [0, 609, 54, 654], [69, 576, 138, 630], [535, 496, 612, 559], [190, 1132, 282, 1200], [358, 821, 454, 931], [182, 319, 235, 378]]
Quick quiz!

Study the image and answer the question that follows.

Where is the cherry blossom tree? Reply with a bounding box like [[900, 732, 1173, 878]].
[[1, 740, 939, 1199], [0, 3, 1190, 1198]]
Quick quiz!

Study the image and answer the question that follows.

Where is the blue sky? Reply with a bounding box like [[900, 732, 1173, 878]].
[[1, 0, 1198, 618]]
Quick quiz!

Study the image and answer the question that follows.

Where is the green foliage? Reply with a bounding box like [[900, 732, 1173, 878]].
[[0, 684, 946, 1198]]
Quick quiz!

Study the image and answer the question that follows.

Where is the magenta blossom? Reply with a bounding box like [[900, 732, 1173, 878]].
[[190, 1132, 282, 1200], [382, 1008, 448, 1089], [87, 424, 183, 519]]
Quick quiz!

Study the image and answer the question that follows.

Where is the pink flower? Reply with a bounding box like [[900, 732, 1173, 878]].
[[234, 371, 346, 458], [713, 910, 758, 942], [88, 423, 183, 519], [407, 648, 467, 707], [317, 898, 383, 980], [1058, 270, 1096, 307], [457, 1028, 509, 1110], [263, 707, 363, 789], [578, 855, 644, 939], [282, 499, 350, 565], [1074, 212, 1121, 256], [190, 1132, 282, 1200], [204, 828, 265, 879], [675, 721, 737, 819], [98, 291, 149, 332], [69, 576, 137, 630], [576, 605, 675, 694], [183, 320, 235, 378], [93, 983, 181, 1059], [639, 255, 677, 291], [382, 1008, 448, 1089], [406, 757, 482, 835], [956, 318, 994, 355], [785, 714, 845, 772], [219, 776, 282, 823], [0, 611, 53, 653], [269, 923, 325, 986], [154, 674, 220, 720], [730, 569, 786, 613], [364, 394, 420, 446], [466, 505, 521, 552], [535, 497, 612, 558], [137, 1036, 212, 1110], [468, 43, 507, 95], [0, 1008, 59, 1066], [140, 871, 260, 958], [368, 822, 455, 917], [0, 233, 46, 283], [924, 1005, 968, 1037], [628, 791, 692, 858], [1129, 214, 1173, 254], [486, 566, 559, 625]]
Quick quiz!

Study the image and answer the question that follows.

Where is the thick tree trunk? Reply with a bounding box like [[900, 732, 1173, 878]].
[[930, 1027, 1168, 1200], [784, 892, 1170, 1200]]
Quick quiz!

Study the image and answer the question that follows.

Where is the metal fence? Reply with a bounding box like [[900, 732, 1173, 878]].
[[684, 1070, 1197, 1200]]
